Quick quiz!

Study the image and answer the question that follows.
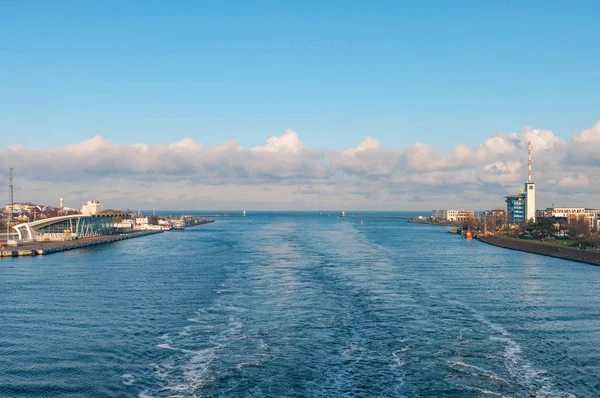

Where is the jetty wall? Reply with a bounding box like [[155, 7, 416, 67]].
[[479, 235, 600, 266], [0, 230, 162, 258]]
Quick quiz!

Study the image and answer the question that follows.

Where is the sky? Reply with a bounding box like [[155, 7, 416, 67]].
[[1, 1, 600, 210]]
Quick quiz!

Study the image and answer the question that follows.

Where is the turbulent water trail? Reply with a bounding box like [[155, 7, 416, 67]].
[[1, 214, 598, 397], [141, 217, 586, 397]]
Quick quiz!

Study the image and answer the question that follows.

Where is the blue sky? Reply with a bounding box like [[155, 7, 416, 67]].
[[1, 0, 599, 152]]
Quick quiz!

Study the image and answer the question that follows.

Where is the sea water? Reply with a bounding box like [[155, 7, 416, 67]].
[[1, 212, 598, 397]]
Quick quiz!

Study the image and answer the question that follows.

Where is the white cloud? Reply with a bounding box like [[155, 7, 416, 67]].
[[251, 128, 305, 153], [355, 137, 380, 152], [558, 174, 589, 189], [573, 121, 600, 143], [1, 122, 600, 210]]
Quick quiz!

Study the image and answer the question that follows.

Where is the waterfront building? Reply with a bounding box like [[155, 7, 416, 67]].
[[431, 210, 444, 219], [12, 214, 123, 242], [135, 217, 149, 228], [543, 208, 600, 231], [81, 200, 102, 215], [114, 219, 135, 229], [505, 193, 526, 224], [505, 182, 536, 224], [482, 209, 507, 228], [536, 209, 551, 218], [431, 209, 475, 222]]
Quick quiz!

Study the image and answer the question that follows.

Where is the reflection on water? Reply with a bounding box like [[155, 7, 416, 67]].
[[522, 254, 545, 304], [0, 214, 598, 397]]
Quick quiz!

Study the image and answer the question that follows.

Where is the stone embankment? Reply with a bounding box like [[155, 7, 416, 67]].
[[479, 235, 600, 266], [409, 218, 462, 227], [185, 219, 215, 227], [0, 230, 162, 258]]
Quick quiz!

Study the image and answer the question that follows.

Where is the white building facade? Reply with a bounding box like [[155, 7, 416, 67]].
[[431, 209, 475, 222], [525, 182, 536, 223], [544, 207, 600, 231], [81, 200, 102, 215]]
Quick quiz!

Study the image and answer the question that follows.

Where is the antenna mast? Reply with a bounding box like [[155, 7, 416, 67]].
[[527, 141, 532, 182], [8, 168, 14, 225]]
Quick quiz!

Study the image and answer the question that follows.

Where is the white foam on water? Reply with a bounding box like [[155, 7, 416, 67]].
[[179, 326, 191, 336], [138, 394, 154, 398], [450, 361, 488, 373], [234, 361, 261, 369], [258, 339, 268, 350], [160, 384, 188, 392], [223, 305, 247, 312], [450, 300, 576, 398], [450, 361, 514, 385], [465, 385, 513, 397], [342, 341, 366, 361], [121, 373, 136, 386], [181, 347, 218, 392], [392, 347, 412, 367], [156, 343, 179, 351], [152, 359, 175, 380]]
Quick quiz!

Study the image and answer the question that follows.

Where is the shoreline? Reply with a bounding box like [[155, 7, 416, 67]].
[[479, 235, 600, 266]]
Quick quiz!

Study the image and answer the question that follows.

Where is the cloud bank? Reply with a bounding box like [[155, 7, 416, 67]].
[[1, 122, 600, 210]]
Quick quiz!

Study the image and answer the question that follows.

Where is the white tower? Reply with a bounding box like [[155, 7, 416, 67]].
[[525, 141, 536, 222], [60, 197, 64, 209]]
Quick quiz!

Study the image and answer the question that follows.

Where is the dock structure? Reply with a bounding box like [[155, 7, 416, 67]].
[[0, 230, 162, 258]]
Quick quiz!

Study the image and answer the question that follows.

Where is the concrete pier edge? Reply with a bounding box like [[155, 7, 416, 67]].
[[0, 230, 162, 258], [479, 235, 600, 266]]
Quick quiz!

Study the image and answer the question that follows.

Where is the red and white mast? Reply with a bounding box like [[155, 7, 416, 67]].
[[528, 141, 532, 182]]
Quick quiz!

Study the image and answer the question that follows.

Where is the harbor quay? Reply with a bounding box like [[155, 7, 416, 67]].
[[0, 230, 162, 257], [1, 204, 216, 258]]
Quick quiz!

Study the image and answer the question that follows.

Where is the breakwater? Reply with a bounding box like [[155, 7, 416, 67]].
[[185, 219, 215, 227], [408, 218, 462, 227], [479, 235, 600, 266], [0, 230, 162, 258]]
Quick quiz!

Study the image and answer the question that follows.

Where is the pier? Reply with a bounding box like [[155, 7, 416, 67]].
[[0, 230, 162, 258]]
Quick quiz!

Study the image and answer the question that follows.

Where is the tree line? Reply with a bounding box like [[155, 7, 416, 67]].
[[461, 215, 599, 247]]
